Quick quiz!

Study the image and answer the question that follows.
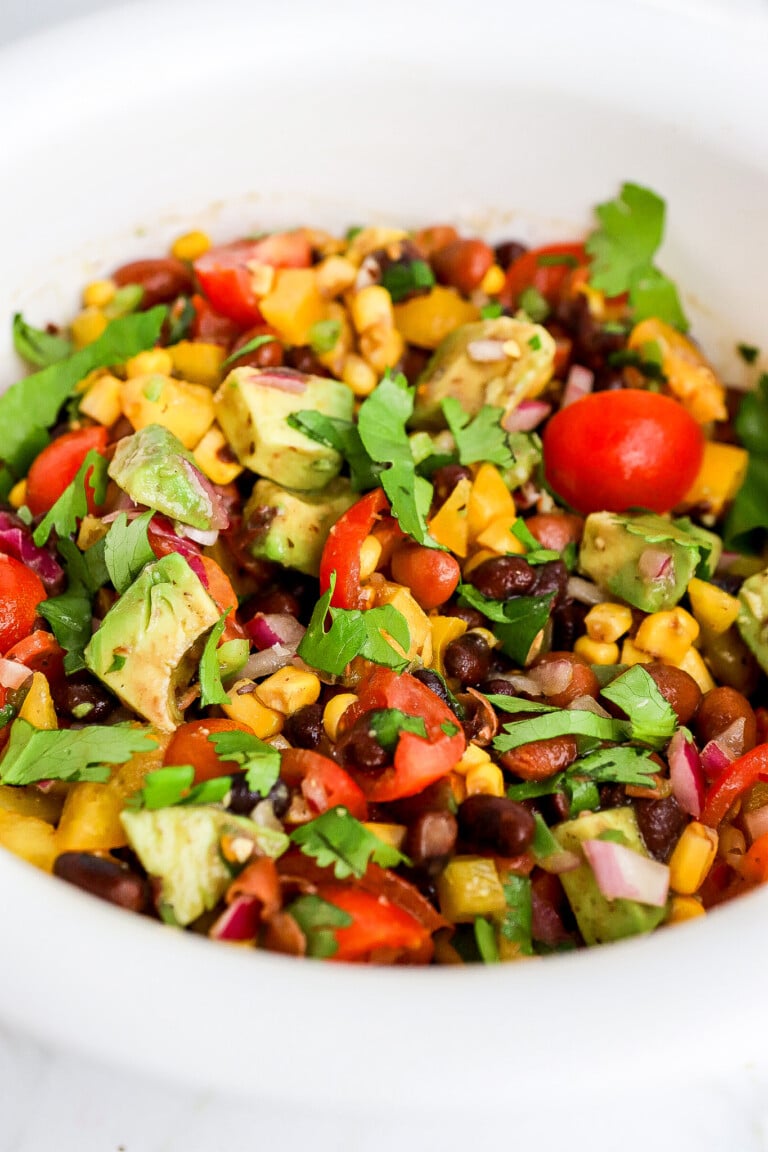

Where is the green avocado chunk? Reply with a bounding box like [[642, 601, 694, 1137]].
[[243, 476, 356, 576], [410, 316, 555, 430], [578, 511, 721, 613], [737, 567, 768, 674], [554, 807, 668, 945], [84, 552, 221, 731], [213, 366, 354, 490], [108, 423, 218, 531], [121, 807, 288, 926]]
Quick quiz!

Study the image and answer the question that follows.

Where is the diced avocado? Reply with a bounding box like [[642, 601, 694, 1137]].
[[213, 366, 354, 490], [84, 552, 221, 731], [121, 807, 288, 926], [501, 431, 542, 490], [737, 567, 768, 675], [410, 316, 555, 430], [578, 511, 721, 613], [554, 807, 667, 945], [242, 476, 356, 576], [109, 423, 220, 531]]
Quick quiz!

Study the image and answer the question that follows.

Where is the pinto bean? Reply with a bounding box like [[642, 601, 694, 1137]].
[[53, 852, 149, 912], [524, 512, 584, 552], [695, 687, 758, 756], [634, 795, 687, 862], [431, 239, 494, 294], [644, 663, 702, 726], [112, 257, 194, 309], [499, 735, 579, 781], [406, 811, 458, 868]]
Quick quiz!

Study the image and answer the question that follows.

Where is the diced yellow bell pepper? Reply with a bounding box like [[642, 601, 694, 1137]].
[[0, 808, 57, 872], [17, 673, 57, 730], [259, 269, 325, 346], [79, 372, 123, 426], [466, 463, 516, 540], [167, 340, 226, 387], [428, 615, 468, 677], [436, 856, 507, 922], [628, 318, 727, 423], [676, 645, 716, 693], [120, 374, 215, 448], [475, 514, 526, 555], [687, 577, 741, 635], [620, 637, 653, 666], [394, 287, 480, 350], [680, 440, 749, 519], [669, 822, 718, 895], [428, 476, 472, 556], [374, 582, 432, 662], [107, 732, 170, 800], [55, 782, 128, 853], [362, 823, 407, 851]]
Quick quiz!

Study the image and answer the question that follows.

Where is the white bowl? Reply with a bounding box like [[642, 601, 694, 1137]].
[[1, 0, 768, 1128]]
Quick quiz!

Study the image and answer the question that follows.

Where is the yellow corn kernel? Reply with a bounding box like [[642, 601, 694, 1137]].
[[17, 673, 57, 730], [466, 463, 516, 540], [167, 340, 226, 387], [620, 637, 653, 666], [628, 318, 727, 423], [55, 782, 128, 853], [429, 615, 468, 676], [171, 229, 211, 261], [394, 287, 480, 350], [345, 227, 408, 265], [315, 255, 358, 298], [351, 285, 394, 335], [454, 743, 492, 776], [449, 772, 467, 805], [79, 372, 122, 426], [82, 278, 116, 308], [360, 325, 405, 375], [584, 602, 634, 644], [0, 808, 57, 872], [221, 680, 284, 739], [466, 761, 505, 798], [669, 822, 718, 895], [667, 895, 706, 924], [436, 856, 507, 922], [358, 535, 382, 582], [121, 374, 215, 448], [428, 476, 472, 557], [341, 353, 378, 397], [259, 268, 325, 346], [253, 667, 321, 715], [687, 577, 740, 635], [375, 582, 433, 663], [8, 479, 27, 509], [475, 514, 526, 556], [462, 548, 498, 578], [125, 348, 174, 378], [71, 307, 108, 348], [363, 822, 407, 851], [676, 645, 716, 693], [323, 693, 358, 741], [634, 607, 700, 665], [479, 264, 506, 295], [574, 636, 620, 665], [680, 441, 749, 519], [193, 425, 244, 486]]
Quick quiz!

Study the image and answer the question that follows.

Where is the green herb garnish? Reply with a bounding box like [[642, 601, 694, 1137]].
[[286, 894, 353, 959], [290, 806, 409, 879], [33, 451, 109, 547], [441, 398, 514, 470], [0, 720, 157, 786], [104, 510, 155, 594], [12, 313, 73, 368], [297, 574, 411, 676]]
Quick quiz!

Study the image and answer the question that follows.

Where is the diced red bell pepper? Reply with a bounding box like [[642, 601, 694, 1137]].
[[701, 743, 768, 828], [319, 488, 391, 609]]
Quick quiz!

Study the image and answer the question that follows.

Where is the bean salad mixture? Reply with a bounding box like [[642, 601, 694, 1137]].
[[1, 182, 768, 964]]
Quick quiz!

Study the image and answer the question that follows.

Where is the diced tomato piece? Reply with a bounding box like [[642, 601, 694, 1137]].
[[316, 883, 433, 962], [319, 488, 390, 609], [25, 426, 109, 517], [164, 718, 255, 784], [0, 556, 47, 655], [280, 748, 369, 820], [194, 232, 312, 328]]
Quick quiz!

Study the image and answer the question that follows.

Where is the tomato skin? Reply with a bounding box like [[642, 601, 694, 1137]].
[[25, 426, 109, 517], [3, 631, 65, 687], [194, 232, 312, 328], [319, 488, 391, 609], [163, 718, 255, 784], [315, 883, 432, 962], [701, 744, 768, 829], [0, 556, 47, 655], [542, 390, 704, 515], [499, 242, 587, 309], [280, 748, 369, 820]]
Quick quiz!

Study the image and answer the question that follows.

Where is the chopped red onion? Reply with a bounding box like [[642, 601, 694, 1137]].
[[0, 512, 64, 591], [254, 367, 308, 393], [502, 400, 551, 433], [561, 364, 595, 408], [0, 657, 33, 690], [179, 458, 229, 531], [569, 695, 612, 717], [582, 838, 670, 907], [638, 547, 673, 583], [566, 576, 609, 606], [668, 728, 704, 818], [530, 658, 573, 697], [175, 523, 220, 547], [246, 613, 306, 652], [241, 645, 297, 680], [467, 339, 507, 363], [700, 718, 745, 780], [210, 896, 261, 942], [744, 805, 768, 844]]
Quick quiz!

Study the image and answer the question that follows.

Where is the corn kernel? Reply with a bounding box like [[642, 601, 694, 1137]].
[[351, 285, 394, 334], [345, 227, 408, 265], [193, 425, 244, 486], [360, 325, 405, 374], [8, 479, 27, 509], [454, 743, 492, 776], [584, 602, 634, 644], [82, 278, 116, 309], [620, 637, 653, 666], [465, 762, 505, 798], [676, 645, 716, 693], [374, 582, 432, 662], [634, 607, 699, 665], [222, 680, 283, 739], [323, 693, 358, 741], [574, 635, 620, 665], [171, 229, 211, 262], [167, 340, 226, 387], [17, 673, 57, 730], [362, 823, 407, 851], [315, 255, 357, 298], [125, 348, 174, 379], [358, 535, 382, 582], [687, 577, 741, 635], [79, 372, 122, 427], [450, 772, 467, 805], [669, 822, 718, 895], [479, 264, 506, 295], [0, 809, 57, 872], [254, 668, 321, 715], [341, 354, 378, 397], [667, 895, 706, 924], [71, 307, 107, 348]]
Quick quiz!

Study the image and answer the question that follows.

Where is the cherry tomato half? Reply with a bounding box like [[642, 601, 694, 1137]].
[[25, 426, 109, 518], [542, 389, 704, 515], [280, 748, 369, 821], [194, 232, 312, 328], [164, 718, 255, 784], [315, 884, 432, 963], [0, 556, 47, 655]]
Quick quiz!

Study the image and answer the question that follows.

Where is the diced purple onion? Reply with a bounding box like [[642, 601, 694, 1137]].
[[254, 367, 308, 393], [744, 805, 768, 844], [175, 523, 220, 547], [210, 896, 261, 942], [179, 458, 229, 531], [530, 658, 573, 697], [241, 645, 298, 680], [700, 718, 746, 780], [582, 838, 670, 907], [246, 613, 306, 651], [0, 657, 33, 690], [638, 547, 673, 583], [561, 364, 595, 408], [502, 400, 552, 433], [668, 728, 704, 818], [466, 339, 507, 363], [566, 576, 609, 606], [538, 848, 581, 875], [0, 512, 64, 591]]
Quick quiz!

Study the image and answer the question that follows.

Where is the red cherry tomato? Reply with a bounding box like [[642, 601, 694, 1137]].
[[542, 389, 704, 515], [280, 748, 369, 821], [194, 232, 312, 328], [315, 884, 432, 963], [499, 242, 587, 309], [0, 556, 47, 655], [25, 426, 109, 517], [163, 718, 255, 784]]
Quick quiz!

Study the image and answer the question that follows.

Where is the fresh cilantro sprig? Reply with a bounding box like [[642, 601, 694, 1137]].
[[725, 372, 768, 552], [289, 805, 410, 879], [308, 319, 341, 355], [380, 259, 435, 303], [221, 333, 277, 370], [33, 451, 109, 547], [600, 664, 677, 747], [125, 764, 233, 811], [13, 313, 73, 368], [499, 876, 533, 955], [458, 583, 554, 666], [0, 720, 157, 786], [493, 709, 624, 752], [286, 894, 353, 959], [297, 573, 411, 676], [441, 397, 514, 470], [506, 745, 659, 805], [198, 614, 231, 707], [37, 594, 94, 675], [474, 917, 500, 964], [585, 182, 688, 330], [287, 411, 382, 491], [208, 729, 281, 797], [368, 708, 427, 750], [104, 510, 155, 594]]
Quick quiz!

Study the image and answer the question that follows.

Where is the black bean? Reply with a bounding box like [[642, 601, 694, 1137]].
[[442, 603, 487, 630], [51, 672, 115, 723], [339, 716, 390, 774], [481, 678, 519, 697], [53, 852, 149, 912], [530, 559, 569, 607], [406, 811, 458, 871], [494, 240, 528, 270], [228, 773, 290, 817], [469, 555, 537, 600], [283, 703, 325, 750], [412, 668, 452, 706], [599, 783, 627, 810], [551, 599, 589, 651], [285, 345, 333, 377], [634, 795, 687, 862], [459, 795, 536, 856], [443, 633, 492, 687], [245, 588, 301, 618]]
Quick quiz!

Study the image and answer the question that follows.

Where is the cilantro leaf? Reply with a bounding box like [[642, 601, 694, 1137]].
[[458, 583, 554, 666], [104, 510, 156, 594], [481, 302, 503, 319], [518, 286, 549, 323], [628, 266, 687, 330], [13, 313, 73, 368], [441, 398, 514, 470], [506, 745, 658, 802], [57, 535, 109, 596], [725, 374, 768, 551], [208, 729, 280, 797], [290, 805, 409, 879], [738, 343, 760, 366], [483, 694, 558, 714], [37, 593, 93, 674], [0, 720, 157, 786], [285, 894, 353, 959], [126, 764, 232, 811], [368, 708, 427, 751], [600, 665, 677, 749], [509, 519, 560, 564], [499, 876, 533, 955], [531, 812, 562, 862], [32, 451, 109, 547], [287, 411, 382, 491], [380, 259, 435, 303], [297, 575, 410, 676], [198, 613, 231, 707], [474, 917, 500, 963], [494, 710, 625, 754]]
